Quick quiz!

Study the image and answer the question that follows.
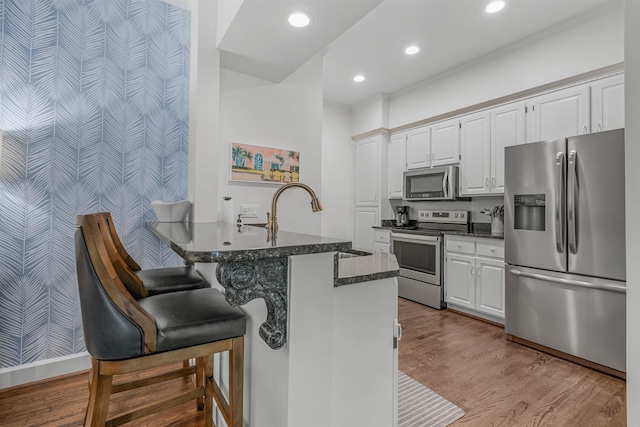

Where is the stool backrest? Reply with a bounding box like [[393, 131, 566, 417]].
[[75, 214, 157, 359], [85, 213, 149, 299], [98, 212, 142, 271]]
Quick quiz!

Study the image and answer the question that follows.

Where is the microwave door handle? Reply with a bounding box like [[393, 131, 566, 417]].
[[555, 152, 565, 253], [568, 150, 577, 254], [443, 170, 449, 199]]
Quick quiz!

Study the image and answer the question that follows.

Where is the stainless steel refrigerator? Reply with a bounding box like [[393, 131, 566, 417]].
[[504, 128, 626, 373]]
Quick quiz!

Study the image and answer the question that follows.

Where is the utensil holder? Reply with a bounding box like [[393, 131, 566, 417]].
[[491, 217, 504, 236]]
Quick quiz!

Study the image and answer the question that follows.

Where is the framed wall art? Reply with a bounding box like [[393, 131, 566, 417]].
[[230, 142, 300, 184]]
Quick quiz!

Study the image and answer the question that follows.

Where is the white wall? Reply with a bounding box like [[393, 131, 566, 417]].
[[322, 101, 355, 240], [188, 0, 220, 222], [350, 93, 390, 136], [625, 0, 640, 421], [217, 56, 324, 235], [387, 2, 624, 129]]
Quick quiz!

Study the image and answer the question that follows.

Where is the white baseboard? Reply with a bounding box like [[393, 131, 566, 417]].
[[0, 352, 91, 390]]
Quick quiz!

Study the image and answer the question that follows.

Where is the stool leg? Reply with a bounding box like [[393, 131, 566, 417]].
[[229, 337, 244, 427], [196, 356, 205, 411], [84, 358, 113, 427], [204, 355, 214, 427]]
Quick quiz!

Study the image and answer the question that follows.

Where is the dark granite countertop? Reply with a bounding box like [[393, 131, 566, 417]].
[[148, 221, 352, 263], [148, 221, 399, 286], [373, 221, 504, 240], [335, 250, 399, 287], [443, 231, 504, 240]]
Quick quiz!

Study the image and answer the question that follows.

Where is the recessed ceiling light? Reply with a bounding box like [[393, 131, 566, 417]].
[[485, 1, 505, 14], [353, 75, 365, 83], [405, 46, 420, 55], [288, 12, 310, 28]]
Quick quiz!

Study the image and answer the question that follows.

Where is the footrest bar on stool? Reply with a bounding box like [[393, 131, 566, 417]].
[[105, 387, 205, 427], [111, 366, 197, 394]]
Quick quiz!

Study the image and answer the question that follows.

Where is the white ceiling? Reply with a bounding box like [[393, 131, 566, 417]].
[[217, 0, 619, 106]]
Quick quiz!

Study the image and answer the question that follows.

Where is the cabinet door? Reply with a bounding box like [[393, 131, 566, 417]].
[[355, 137, 380, 206], [354, 208, 379, 250], [529, 85, 590, 142], [475, 257, 505, 319], [460, 111, 490, 196], [374, 242, 390, 253], [431, 118, 460, 166], [445, 253, 475, 309], [491, 101, 526, 194], [388, 133, 407, 199], [591, 74, 624, 132], [406, 127, 431, 170]]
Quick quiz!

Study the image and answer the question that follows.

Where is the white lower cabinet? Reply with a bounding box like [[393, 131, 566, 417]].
[[445, 236, 505, 323], [355, 208, 379, 250], [374, 229, 391, 253]]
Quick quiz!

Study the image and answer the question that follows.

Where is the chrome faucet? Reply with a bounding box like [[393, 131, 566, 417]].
[[267, 183, 323, 239]]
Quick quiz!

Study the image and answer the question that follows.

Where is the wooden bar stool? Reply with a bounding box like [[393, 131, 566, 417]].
[[92, 212, 207, 298], [75, 214, 245, 427]]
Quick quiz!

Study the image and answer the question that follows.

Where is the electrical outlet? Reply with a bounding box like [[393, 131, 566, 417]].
[[240, 204, 259, 218]]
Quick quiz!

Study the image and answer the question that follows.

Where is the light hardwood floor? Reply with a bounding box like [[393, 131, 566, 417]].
[[0, 298, 627, 426], [398, 297, 626, 426]]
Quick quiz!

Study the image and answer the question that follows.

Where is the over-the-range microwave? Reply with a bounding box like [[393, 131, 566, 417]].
[[403, 165, 461, 201]]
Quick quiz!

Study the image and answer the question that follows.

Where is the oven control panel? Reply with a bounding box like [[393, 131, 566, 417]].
[[417, 210, 469, 224]]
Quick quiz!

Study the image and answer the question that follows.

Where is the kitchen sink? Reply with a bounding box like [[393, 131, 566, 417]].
[[338, 249, 373, 259]]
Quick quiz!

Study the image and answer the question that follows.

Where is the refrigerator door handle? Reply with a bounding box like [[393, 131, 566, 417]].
[[568, 150, 578, 254], [509, 269, 626, 294], [555, 151, 565, 253]]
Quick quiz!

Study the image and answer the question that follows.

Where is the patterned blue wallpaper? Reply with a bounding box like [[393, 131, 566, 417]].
[[0, 0, 190, 368]]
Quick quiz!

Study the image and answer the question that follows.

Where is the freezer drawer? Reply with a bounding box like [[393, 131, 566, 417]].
[[505, 265, 626, 372]]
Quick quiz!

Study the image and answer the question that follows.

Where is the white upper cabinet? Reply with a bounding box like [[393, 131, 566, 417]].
[[528, 85, 590, 142], [460, 111, 491, 196], [591, 73, 624, 132], [491, 101, 526, 193], [406, 126, 431, 169], [354, 136, 380, 206], [459, 102, 525, 196], [431, 118, 460, 166], [388, 133, 407, 199]]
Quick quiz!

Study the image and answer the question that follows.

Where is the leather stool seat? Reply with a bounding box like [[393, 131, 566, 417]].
[[138, 288, 246, 353], [135, 266, 207, 296]]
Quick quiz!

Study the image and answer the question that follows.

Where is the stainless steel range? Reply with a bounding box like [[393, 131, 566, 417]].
[[391, 210, 469, 309]]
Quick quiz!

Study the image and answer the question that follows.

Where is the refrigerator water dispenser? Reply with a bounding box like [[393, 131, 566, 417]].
[[514, 194, 546, 231]]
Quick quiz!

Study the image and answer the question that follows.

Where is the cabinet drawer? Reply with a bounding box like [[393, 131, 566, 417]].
[[476, 240, 504, 259], [374, 229, 391, 244], [445, 238, 475, 255]]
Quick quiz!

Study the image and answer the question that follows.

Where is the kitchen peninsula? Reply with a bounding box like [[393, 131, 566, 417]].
[[148, 221, 400, 427]]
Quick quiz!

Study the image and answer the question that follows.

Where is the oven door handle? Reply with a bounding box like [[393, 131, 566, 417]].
[[391, 233, 440, 243]]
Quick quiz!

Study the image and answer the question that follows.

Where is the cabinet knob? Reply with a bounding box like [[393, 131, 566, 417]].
[[583, 125, 588, 134], [492, 177, 496, 188], [485, 178, 489, 188]]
